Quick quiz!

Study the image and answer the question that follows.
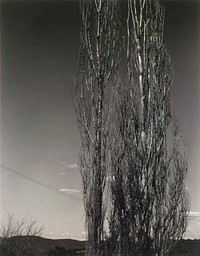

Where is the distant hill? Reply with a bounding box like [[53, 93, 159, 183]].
[[0, 236, 85, 256], [26, 236, 85, 256], [1, 236, 200, 255]]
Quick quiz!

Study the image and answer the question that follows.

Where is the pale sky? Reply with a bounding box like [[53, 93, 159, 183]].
[[1, 0, 200, 240]]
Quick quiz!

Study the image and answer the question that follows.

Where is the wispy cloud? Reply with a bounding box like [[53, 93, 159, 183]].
[[59, 188, 80, 194], [60, 162, 78, 169], [60, 232, 75, 238], [189, 211, 200, 217], [59, 163, 79, 175], [185, 220, 200, 239], [184, 211, 200, 239], [188, 211, 200, 221]]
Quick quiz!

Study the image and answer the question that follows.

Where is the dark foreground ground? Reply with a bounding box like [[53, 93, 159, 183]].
[[1, 236, 200, 255], [170, 239, 200, 256]]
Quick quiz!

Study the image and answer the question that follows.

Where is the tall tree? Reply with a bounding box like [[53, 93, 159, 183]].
[[75, 0, 189, 256], [108, 0, 189, 255], [75, 1, 120, 255]]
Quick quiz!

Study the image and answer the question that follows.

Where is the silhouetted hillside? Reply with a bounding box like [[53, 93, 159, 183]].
[[28, 236, 85, 256], [0, 236, 85, 256], [1, 236, 200, 255], [38, 237, 200, 256]]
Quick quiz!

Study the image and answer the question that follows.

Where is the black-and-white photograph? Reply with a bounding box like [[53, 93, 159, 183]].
[[1, 0, 200, 255]]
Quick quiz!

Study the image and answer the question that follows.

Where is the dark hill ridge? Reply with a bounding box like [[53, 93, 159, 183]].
[[23, 236, 85, 255], [1, 236, 200, 255], [28, 236, 85, 251], [0, 236, 85, 256]]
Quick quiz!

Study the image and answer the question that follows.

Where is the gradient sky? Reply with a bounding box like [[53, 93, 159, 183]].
[[1, 0, 200, 240]]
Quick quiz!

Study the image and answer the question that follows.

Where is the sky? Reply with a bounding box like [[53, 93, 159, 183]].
[[1, 0, 200, 240]]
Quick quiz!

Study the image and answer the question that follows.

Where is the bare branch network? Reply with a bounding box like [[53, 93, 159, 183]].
[[0, 214, 43, 256], [75, 0, 189, 256]]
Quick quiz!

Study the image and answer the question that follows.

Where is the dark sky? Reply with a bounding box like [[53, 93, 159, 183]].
[[1, 0, 200, 239]]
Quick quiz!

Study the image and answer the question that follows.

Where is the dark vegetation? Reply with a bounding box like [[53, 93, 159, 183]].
[[1, 236, 200, 256], [0, 236, 85, 256], [38, 238, 200, 256], [170, 239, 200, 256]]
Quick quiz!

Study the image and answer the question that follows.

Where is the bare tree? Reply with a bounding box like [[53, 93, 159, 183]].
[[75, 0, 120, 256], [75, 0, 189, 255], [0, 214, 43, 256], [107, 0, 189, 255]]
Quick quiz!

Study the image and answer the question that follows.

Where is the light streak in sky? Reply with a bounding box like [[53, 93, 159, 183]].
[[0, 164, 83, 203]]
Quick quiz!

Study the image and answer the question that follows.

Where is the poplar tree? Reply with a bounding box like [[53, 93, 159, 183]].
[[108, 1, 189, 255], [75, 1, 120, 255], [75, 1, 189, 256]]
